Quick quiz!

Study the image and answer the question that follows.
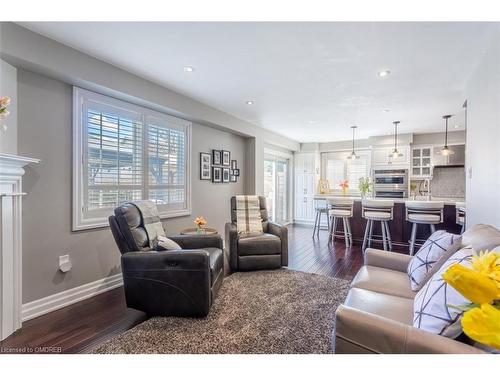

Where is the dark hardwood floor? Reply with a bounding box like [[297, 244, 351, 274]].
[[0, 224, 365, 354]]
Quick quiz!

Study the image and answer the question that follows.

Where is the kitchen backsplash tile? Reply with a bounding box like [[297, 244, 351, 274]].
[[431, 166, 465, 198]]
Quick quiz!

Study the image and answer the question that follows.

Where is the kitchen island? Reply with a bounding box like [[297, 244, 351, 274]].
[[314, 195, 464, 252]]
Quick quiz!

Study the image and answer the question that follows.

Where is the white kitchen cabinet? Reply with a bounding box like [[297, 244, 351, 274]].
[[294, 153, 316, 223], [372, 146, 410, 167], [411, 146, 433, 178]]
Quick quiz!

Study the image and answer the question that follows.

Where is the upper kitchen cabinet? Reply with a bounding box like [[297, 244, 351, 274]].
[[432, 144, 465, 167], [411, 146, 433, 178], [371, 146, 410, 168]]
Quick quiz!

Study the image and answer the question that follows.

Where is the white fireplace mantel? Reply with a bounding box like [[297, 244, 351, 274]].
[[0, 153, 40, 340]]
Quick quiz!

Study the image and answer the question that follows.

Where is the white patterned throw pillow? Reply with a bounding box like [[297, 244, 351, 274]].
[[413, 246, 475, 338], [407, 230, 462, 291]]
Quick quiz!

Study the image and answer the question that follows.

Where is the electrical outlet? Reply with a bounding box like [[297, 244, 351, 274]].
[[59, 255, 72, 273]]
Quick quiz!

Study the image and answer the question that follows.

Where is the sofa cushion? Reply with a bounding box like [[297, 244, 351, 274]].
[[344, 287, 414, 325], [462, 224, 500, 251], [238, 233, 281, 256], [413, 246, 476, 338], [351, 265, 416, 299], [407, 230, 462, 291]]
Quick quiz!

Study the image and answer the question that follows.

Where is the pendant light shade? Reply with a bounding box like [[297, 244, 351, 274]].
[[441, 115, 455, 156], [347, 126, 359, 160], [389, 121, 403, 158]]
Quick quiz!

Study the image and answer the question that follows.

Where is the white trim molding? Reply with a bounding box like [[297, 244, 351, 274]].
[[22, 273, 123, 322], [0, 153, 40, 340]]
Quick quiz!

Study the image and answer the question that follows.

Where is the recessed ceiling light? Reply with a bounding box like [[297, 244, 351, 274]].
[[381, 109, 390, 113], [308, 120, 316, 124], [378, 70, 391, 78], [183, 66, 194, 73], [246, 100, 254, 105]]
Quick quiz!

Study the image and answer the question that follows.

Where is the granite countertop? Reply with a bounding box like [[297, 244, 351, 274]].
[[313, 194, 465, 206]]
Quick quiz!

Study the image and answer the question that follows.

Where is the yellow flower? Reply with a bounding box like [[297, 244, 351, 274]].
[[442, 263, 500, 304], [462, 304, 500, 350], [471, 250, 500, 288]]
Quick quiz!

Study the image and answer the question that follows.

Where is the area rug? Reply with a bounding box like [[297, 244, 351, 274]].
[[92, 269, 350, 354]]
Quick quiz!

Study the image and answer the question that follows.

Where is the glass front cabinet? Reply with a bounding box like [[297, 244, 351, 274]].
[[411, 146, 433, 178]]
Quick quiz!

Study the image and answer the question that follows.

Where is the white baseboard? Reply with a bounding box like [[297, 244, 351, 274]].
[[21, 273, 123, 322]]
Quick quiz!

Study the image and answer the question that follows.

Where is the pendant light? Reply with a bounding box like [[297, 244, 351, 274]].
[[347, 126, 359, 160], [441, 114, 455, 156], [389, 121, 403, 158]]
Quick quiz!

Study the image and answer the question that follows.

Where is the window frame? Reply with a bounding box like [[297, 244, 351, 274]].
[[321, 149, 371, 194], [72, 87, 191, 231]]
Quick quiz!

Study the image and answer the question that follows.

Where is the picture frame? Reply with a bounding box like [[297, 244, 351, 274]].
[[200, 152, 212, 180], [222, 168, 230, 183], [222, 150, 231, 166], [212, 150, 222, 165], [230, 175, 237, 183], [231, 160, 237, 169], [233, 168, 240, 177], [212, 166, 222, 183]]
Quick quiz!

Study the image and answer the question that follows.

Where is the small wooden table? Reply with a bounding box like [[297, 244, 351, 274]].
[[180, 227, 218, 235]]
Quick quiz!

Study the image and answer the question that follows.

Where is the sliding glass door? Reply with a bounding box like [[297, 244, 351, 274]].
[[264, 155, 289, 223]]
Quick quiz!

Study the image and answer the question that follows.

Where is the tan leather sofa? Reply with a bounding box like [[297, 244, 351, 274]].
[[333, 224, 500, 354]]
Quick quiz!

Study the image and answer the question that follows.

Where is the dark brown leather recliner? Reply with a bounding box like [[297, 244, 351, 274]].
[[225, 196, 288, 271], [109, 202, 224, 317]]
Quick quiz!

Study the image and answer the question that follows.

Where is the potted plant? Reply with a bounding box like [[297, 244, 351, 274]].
[[358, 177, 372, 199]]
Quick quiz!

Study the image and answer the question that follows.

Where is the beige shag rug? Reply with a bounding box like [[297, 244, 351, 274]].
[[92, 269, 350, 354]]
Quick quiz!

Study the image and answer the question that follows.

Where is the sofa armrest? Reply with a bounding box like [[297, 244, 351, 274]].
[[169, 234, 223, 250], [121, 249, 211, 271], [225, 222, 239, 271], [268, 222, 288, 266], [334, 305, 485, 354], [364, 248, 413, 273]]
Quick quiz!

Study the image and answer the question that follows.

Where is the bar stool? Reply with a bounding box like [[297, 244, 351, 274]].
[[327, 198, 354, 247], [362, 200, 394, 252], [456, 202, 466, 234], [405, 201, 444, 255], [312, 200, 330, 237]]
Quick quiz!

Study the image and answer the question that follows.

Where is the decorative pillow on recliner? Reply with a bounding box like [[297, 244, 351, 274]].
[[413, 246, 475, 338], [155, 235, 182, 251], [407, 230, 462, 291]]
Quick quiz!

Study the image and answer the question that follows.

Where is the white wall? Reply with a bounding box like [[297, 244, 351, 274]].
[[0, 59, 17, 154], [465, 27, 500, 228], [18, 70, 246, 303]]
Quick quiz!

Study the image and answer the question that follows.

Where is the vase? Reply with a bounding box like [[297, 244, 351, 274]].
[[196, 227, 205, 234]]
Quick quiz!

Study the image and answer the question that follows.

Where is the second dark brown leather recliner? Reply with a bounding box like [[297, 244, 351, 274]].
[[225, 196, 288, 271]]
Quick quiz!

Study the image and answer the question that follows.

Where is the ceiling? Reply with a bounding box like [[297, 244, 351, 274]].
[[19, 22, 497, 142]]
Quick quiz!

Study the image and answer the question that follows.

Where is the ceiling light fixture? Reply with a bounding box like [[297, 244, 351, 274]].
[[378, 70, 391, 78], [441, 115, 455, 156], [245, 100, 254, 105], [183, 66, 194, 73], [381, 109, 390, 113], [389, 121, 403, 159], [347, 126, 359, 160]]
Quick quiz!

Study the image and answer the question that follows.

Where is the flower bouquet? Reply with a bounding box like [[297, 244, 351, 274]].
[[442, 250, 500, 350], [339, 180, 349, 195], [193, 216, 208, 234], [0, 96, 11, 132]]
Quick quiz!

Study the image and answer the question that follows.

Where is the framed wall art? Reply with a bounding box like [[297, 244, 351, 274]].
[[222, 168, 230, 183], [212, 150, 222, 165], [222, 150, 231, 166], [212, 166, 222, 183], [200, 152, 212, 180]]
